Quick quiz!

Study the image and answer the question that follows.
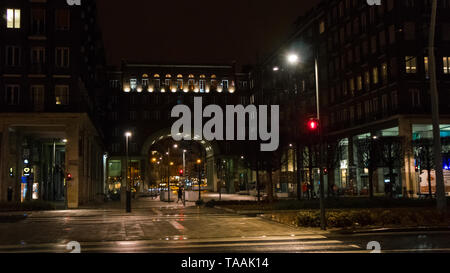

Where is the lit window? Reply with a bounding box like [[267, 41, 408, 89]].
[[372, 67, 379, 84], [405, 56, 417, 73], [165, 74, 172, 78], [222, 80, 229, 90], [319, 21, 325, 34], [177, 74, 183, 78], [357, 76, 363, 91], [188, 74, 195, 79], [199, 80, 206, 92], [130, 78, 137, 90], [177, 79, 183, 90], [55, 85, 69, 105], [154, 74, 160, 78], [444, 57, 450, 74], [7, 9, 21, 29]]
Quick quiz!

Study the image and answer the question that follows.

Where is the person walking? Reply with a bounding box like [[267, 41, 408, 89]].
[[177, 187, 183, 204]]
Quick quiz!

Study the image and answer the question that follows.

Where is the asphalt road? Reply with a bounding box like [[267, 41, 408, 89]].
[[0, 197, 448, 253]]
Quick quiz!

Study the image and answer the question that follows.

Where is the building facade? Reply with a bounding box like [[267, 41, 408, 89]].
[[252, 0, 450, 198], [0, 0, 106, 208], [102, 62, 253, 197]]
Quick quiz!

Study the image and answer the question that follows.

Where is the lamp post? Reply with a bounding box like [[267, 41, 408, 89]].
[[166, 144, 178, 203], [125, 131, 132, 213], [197, 159, 202, 201], [287, 52, 326, 230]]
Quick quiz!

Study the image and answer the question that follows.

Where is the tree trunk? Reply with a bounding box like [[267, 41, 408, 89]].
[[369, 168, 374, 198], [296, 143, 303, 200], [256, 161, 261, 202], [266, 168, 274, 202]]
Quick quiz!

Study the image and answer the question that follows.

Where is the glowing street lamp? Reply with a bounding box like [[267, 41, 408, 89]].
[[287, 54, 299, 65]]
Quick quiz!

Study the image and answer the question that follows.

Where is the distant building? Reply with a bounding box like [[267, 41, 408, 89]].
[[102, 62, 253, 195]]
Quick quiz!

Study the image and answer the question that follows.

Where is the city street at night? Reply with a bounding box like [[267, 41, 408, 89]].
[[1, 0, 450, 267], [0, 196, 449, 253]]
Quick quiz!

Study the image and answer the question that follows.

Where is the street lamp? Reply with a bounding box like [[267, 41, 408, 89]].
[[287, 51, 326, 230], [196, 159, 202, 201], [166, 144, 178, 202], [287, 54, 299, 65], [125, 131, 132, 213]]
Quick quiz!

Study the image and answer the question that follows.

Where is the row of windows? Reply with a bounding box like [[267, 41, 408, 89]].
[[5, 8, 70, 31], [330, 91, 400, 125], [4, 46, 70, 68], [328, 55, 450, 103], [124, 78, 236, 93], [2, 85, 69, 106], [330, 87, 430, 126]]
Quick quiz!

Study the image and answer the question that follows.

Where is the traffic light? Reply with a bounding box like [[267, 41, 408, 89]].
[[323, 168, 328, 175], [66, 173, 73, 181], [179, 169, 184, 175], [307, 118, 319, 131]]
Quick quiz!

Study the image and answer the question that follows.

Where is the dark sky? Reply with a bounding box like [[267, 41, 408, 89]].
[[96, 0, 320, 68]]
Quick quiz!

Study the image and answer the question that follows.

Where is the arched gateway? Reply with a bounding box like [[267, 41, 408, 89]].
[[141, 127, 221, 192]]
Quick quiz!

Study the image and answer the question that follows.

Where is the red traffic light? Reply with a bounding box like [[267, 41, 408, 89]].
[[307, 119, 319, 131], [179, 169, 184, 175], [66, 173, 72, 181]]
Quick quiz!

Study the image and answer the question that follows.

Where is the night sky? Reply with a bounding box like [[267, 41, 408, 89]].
[[96, 0, 320, 68]]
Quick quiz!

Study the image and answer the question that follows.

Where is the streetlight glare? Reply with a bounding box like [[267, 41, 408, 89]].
[[173, 144, 178, 148], [125, 132, 132, 137], [287, 54, 299, 64], [273, 66, 280, 71]]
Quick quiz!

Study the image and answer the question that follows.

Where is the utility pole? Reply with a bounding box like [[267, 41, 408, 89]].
[[429, 0, 447, 213]]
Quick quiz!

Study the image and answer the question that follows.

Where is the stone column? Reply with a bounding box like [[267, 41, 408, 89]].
[[65, 123, 80, 209], [399, 118, 417, 197]]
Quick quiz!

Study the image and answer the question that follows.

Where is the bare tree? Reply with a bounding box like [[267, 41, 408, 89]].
[[378, 136, 405, 197], [356, 137, 381, 198]]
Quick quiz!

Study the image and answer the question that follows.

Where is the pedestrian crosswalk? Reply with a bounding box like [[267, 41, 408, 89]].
[[0, 234, 365, 253]]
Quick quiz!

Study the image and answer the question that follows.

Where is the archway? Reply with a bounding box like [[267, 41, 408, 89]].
[[141, 128, 221, 193]]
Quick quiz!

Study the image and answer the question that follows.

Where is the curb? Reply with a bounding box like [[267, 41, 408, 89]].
[[336, 226, 450, 235]]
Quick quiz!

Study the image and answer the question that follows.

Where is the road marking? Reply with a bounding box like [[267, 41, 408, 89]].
[[170, 220, 185, 231], [0, 240, 359, 253]]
